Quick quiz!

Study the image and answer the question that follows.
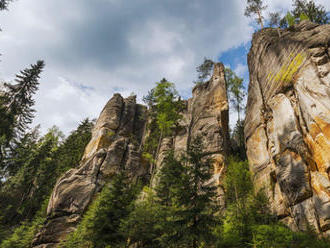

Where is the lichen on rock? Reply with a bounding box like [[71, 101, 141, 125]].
[[245, 21, 330, 235]]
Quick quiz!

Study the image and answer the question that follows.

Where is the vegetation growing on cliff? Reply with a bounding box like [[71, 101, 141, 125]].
[[142, 79, 183, 175]]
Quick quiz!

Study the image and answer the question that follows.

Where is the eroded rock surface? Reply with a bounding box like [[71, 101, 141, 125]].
[[33, 63, 230, 247], [245, 21, 330, 235], [153, 63, 230, 206], [32, 95, 148, 247]]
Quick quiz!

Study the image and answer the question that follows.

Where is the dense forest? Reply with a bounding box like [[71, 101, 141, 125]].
[[1, 0, 330, 247]]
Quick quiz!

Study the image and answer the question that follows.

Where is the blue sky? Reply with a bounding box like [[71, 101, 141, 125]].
[[0, 0, 329, 134]]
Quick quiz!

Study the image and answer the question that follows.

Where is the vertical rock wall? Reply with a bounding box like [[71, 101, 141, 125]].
[[154, 63, 230, 206], [32, 95, 148, 247], [245, 21, 330, 235], [32, 63, 230, 247]]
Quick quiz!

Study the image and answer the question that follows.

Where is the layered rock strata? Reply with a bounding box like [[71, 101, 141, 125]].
[[245, 21, 330, 235], [32, 95, 148, 247]]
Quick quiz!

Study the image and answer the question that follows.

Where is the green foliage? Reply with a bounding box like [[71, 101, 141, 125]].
[[244, 0, 268, 28], [5, 60, 45, 137], [224, 67, 245, 122], [0, 0, 11, 10], [0, 61, 45, 176], [194, 58, 214, 85], [299, 12, 310, 21], [292, 0, 329, 24], [64, 173, 140, 248], [0, 119, 93, 241], [0, 198, 48, 248], [269, 12, 281, 27], [286, 11, 296, 27], [155, 138, 218, 248], [216, 157, 276, 247], [279, 0, 328, 28], [142, 79, 183, 178], [230, 120, 246, 160], [122, 187, 162, 248]]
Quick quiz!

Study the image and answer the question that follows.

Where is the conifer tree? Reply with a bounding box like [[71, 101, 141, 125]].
[[155, 137, 218, 248], [0, 61, 45, 168], [5, 60, 45, 136], [194, 58, 214, 85], [245, 0, 267, 29], [65, 173, 139, 248], [292, 0, 329, 24]]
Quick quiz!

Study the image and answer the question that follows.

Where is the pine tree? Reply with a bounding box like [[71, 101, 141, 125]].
[[0, 61, 45, 171], [65, 173, 139, 248], [155, 137, 218, 248], [245, 0, 268, 29], [194, 58, 214, 85], [5, 60, 45, 136], [224, 67, 245, 122]]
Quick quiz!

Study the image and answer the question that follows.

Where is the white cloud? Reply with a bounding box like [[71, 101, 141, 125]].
[[6, 0, 320, 134]]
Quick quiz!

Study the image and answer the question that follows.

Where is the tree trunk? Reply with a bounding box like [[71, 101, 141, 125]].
[[257, 10, 264, 29]]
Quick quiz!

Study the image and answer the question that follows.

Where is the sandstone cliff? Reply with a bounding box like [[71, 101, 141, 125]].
[[32, 63, 230, 247], [32, 95, 148, 247], [152, 63, 230, 206], [245, 21, 330, 236]]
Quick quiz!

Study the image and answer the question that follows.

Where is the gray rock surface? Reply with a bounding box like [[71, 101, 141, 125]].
[[245, 21, 330, 235]]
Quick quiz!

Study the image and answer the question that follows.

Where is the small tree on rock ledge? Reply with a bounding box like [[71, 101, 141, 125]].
[[245, 0, 268, 29]]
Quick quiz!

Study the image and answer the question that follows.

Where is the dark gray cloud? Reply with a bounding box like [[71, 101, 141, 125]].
[[3, 0, 325, 134]]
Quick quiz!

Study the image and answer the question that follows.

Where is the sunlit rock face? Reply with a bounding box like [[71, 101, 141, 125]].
[[32, 63, 230, 247], [153, 63, 230, 207], [245, 21, 330, 236], [32, 94, 148, 247]]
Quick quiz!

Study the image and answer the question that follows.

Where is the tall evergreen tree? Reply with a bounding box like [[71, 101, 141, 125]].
[[5, 60, 45, 136], [0, 61, 45, 171], [65, 173, 139, 248], [155, 137, 218, 248]]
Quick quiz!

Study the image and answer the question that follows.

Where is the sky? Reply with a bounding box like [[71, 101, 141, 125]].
[[0, 0, 329, 135]]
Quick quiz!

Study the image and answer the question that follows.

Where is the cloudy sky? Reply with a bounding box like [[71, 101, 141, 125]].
[[0, 0, 329, 135]]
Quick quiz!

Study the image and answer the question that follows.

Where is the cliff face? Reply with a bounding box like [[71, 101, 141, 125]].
[[245, 21, 330, 235], [154, 63, 230, 206], [33, 63, 230, 247], [33, 95, 148, 247]]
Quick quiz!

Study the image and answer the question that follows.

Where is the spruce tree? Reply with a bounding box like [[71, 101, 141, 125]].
[[5, 60, 45, 136], [155, 137, 218, 248], [0, 61, 45, 170], [65, 173, 139, 248]]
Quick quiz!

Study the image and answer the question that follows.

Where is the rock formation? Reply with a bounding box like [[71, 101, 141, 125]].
[[152, 63, 230, 206], [32, 63, 230, 247], [32, 95, 148, 247], [245, 21, 330, 236]]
